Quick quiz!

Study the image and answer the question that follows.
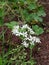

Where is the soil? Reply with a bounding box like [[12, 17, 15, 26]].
[[34, 0, 49, 65], [34, 33, 49, 65]]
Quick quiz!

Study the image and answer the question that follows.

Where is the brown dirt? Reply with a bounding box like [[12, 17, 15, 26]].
[[33, 33, 49, 65], [33, 0, 49, 65]]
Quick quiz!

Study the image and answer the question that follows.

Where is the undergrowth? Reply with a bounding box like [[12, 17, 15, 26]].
[[0, 0, 46, 65]]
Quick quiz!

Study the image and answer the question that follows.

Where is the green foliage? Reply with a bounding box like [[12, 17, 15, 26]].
[[5, 21, 18, 29], [21, 59, 36, 65], [32, 25, 44, 35], [37, 6, 46, 17], [0, 0, 46, 65], [0, 56, 2, 65], [0, 8, 4, 17], [0, 2, 6, 17], [27, 59, 36, 65], [0, 0, 46, 25], [28, 3, 37, 10], [0, 17, 3, 26], [2, 45, 36, 65], [30, 44, 35, 50]]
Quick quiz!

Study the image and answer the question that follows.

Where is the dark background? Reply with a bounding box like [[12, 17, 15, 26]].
[[39, 0, 49, 25]]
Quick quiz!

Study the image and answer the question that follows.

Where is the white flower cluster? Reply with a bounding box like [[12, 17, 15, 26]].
[[12, 24, 41, 48]]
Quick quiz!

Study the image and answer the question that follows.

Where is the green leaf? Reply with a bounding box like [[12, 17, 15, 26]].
[[21, 62, 27, 65], [22, 9, 29, 17], [38, 17, 43, 22], [27, 59, 36, 65], [0, 2, 5, 17], [0, 17, 3, 26], [0, 56, 2, 65], [32, 25, 44, 35], [0, 8, 4, 17], [5, 21, 18, 29], [37, 6, 46, 17], [28, 3, 37, 10], [27, 0, 38, 4], [8, 0, 17, 2], [32, 13, 43, 22], [30, 44, 35, 50]]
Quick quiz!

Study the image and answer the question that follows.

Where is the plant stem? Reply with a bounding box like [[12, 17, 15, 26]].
[[18, 5, 25, 24], [2, 26, 5, 64], [30, 48, 32, 59]]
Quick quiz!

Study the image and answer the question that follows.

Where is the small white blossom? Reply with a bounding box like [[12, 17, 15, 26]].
[[35, 37, 41, 43], [13, 25, 19, 29], [25, 37, 30, 41], [29, 35, 33, 41], [30, 41, 34, 45], [12, 24, 41, 48], [12, 25, 19, 34], [32, 36, 41, 43], [22, 24, 35, 34], [22, 32, 28, 37], [30, 29, 35, 34], [12, 29, 18, 34], [25, 36, 32, 41], [21, 41, 29, 48], [16, 33, 20, 36], [22, 24, 28, 29]]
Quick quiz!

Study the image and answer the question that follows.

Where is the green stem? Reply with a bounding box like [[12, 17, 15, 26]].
[[2, 27, 4, 53], [2, 26, 5, 64], [18, 5, 25, 24], [30, 49, 32, 59]]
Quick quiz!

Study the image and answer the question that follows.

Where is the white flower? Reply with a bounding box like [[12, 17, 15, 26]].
[[16, 33, 20, 36], [12, 25, 19, 34], [13, 25, 19, 29], [29, 29, 35, 34], [22, 24, 35, 34], [35, 37, 41, 43], [12, 29, 18, 34], [25, 37, 32, 41], [12, 24, 41, 48], [26, 26, 35, 34], [24, 37, 29, 40], [22, 32, 28, 37], [32, 36, 41, 43], [30, 41, 34, 45], [21, 41, 29, 48], [22, 24, 28, 29], [29, 35, 33, 41]]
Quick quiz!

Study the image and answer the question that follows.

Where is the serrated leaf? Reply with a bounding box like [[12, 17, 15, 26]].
[[37, 6, 46, 17], [28, 3, 37, 10], [5, 21, 18, 29], [32, 13, 43, 22], [32, 25, 44, 35], [38, 17, 43, 22]]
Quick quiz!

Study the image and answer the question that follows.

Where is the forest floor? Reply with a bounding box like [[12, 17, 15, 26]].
[[0, 0, 49, 65]]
